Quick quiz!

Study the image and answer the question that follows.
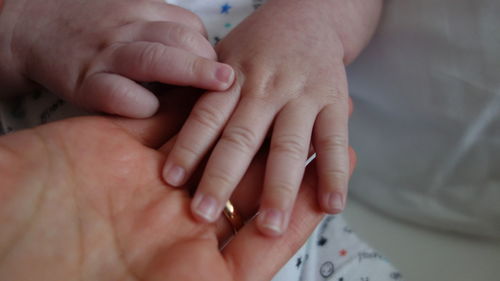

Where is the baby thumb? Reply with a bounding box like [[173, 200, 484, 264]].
[[76, 72, 159, 118]]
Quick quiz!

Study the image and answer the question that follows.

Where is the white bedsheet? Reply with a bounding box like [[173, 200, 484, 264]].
[[345, 198, 500, 281]]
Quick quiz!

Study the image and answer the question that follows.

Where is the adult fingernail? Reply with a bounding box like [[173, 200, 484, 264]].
[[258, 208, 284, 236], [215, 64, 234, 85], [326, 192, 344, 213], [192, 193, 220, 223], [163, 163, 185, 187]]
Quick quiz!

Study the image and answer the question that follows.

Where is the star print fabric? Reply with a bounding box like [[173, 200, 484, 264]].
[[273, 215, 403, 281], [165, 0, 262, 45]]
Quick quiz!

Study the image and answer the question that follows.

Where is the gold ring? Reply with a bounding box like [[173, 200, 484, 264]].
[[223, 200, 244, 235]]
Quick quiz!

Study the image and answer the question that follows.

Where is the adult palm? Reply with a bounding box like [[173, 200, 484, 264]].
[[0, 99, 324, 281]]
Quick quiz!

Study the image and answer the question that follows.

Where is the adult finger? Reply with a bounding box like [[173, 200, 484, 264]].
[[213, 144, 268, 245], [215, 144, 357, 246], [222, 165, 323, 281]]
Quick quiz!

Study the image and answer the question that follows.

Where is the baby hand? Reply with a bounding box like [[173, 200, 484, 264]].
[[0, 0, 234, 117], [162, 3, 351, 236]]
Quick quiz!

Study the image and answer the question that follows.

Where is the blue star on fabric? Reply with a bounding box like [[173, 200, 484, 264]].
[[220, 3, 231, 14]]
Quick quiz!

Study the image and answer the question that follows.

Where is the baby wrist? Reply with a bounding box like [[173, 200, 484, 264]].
[[0, 0, 37, 98]]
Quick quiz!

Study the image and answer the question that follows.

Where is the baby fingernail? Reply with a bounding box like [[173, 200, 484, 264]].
[[192, 193, 220, 223], [215, 64, 234, 85], [163, 164, 185, 187], [326, 192, 344, 213], [258, 209, 284, 236]]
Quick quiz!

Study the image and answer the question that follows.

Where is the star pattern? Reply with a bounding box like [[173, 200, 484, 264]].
[[220, 3, 232, 14]]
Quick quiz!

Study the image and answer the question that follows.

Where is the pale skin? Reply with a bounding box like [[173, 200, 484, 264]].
[[0, 90, 350, 281], [0, 0, 234, 117], [162, 0, 383, 236], [0, 0, 374, 237]]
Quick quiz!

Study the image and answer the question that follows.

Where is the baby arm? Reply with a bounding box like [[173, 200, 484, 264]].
[[163, 0, 382, 236], [0, 0, 234, 117]]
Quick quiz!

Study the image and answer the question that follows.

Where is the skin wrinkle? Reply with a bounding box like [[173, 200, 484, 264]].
[[109, 185, 217, 280], [0, 138, 24, 161], [0, 129, 49, 266], [37, 123, 117, 280], [0, 183, 48, 266], [96, 132, 161, 280], [110, 223, 144, 281], [189, 104, 227, 135], [81, 152, 142, 280], [56, 136, 85, 281], [107, 181, 146, 278], [0, 0, 374, 275], [0, 112, 340, 279], [35, 127, 87, 280]]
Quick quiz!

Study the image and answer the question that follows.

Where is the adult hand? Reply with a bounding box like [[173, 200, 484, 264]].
[[0, 92, 327, 281]]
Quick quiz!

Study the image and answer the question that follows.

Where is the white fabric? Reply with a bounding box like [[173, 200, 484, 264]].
[[348, 0, 500, 238], [273, 216, 402, 281], [166, 0, 258, 44]]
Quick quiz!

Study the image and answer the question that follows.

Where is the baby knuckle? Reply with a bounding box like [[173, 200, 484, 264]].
[[271, 134, 307, 160], [206, 171, 235, 191], [324, 86, 347, 105], [165, 24, 186, 43], [182, 10, 206, 33], [324, 169, 349, 186], [221, 125, 259, 152], [187, 57, 204, 76], [270, 181, 296, 200], [191, 104, 225, 133], [176, 27, 200, 47], [175, 141, 201, 160], [137, 43, 165, 71], [96, 30, 122, 52], [259, 72, 290, 101], [318, 134, 347, 152], [261, 72, 281, 92]]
